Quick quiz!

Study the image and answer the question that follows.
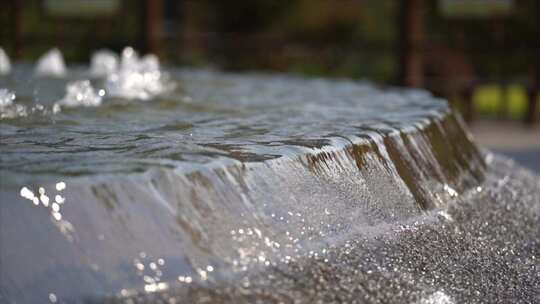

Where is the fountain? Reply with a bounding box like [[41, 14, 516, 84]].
[[90, 49, 119, 77], [0, 88, 15, 107], [0, 89, 27, 119], [104, 47, 174, 100], [55, 80, 104, 109], [0, 47, 10, 75], [35, 48, 67, 77], [0, 48, 538, 303]]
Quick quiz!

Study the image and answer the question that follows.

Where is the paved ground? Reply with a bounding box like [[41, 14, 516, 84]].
[[469, 120, 540, 173]]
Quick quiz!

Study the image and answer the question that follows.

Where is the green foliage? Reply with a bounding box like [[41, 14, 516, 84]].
[[474, 85, 539, 120]]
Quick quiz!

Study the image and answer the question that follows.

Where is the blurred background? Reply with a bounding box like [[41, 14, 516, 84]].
[[1, 0, 539, 170]]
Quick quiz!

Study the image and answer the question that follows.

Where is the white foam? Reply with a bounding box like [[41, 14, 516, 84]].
[[0, 47, 11, 75], [35, 48, 67, 77]]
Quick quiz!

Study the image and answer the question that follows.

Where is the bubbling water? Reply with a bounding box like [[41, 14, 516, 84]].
[[0, 88, 15, 107], [0, 88, 26, 119], [104, 47, 175, 100], [55, 80, 104, 109], [0, 47, 173, 119]]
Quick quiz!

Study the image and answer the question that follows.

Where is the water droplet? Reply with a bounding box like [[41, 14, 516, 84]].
[[51, 203, 60, 212], [56, 182, 66, 191], [55, 195, 65, 204], [52, 212, 62, 221], [40, 194, 50, 207]]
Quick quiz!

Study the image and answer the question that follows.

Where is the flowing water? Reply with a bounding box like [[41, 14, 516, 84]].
[[0, 49, 538, 303]]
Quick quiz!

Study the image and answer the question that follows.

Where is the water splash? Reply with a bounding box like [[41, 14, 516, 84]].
[[55, 80, 104, 109], [105, 47, 174, 100], [0, 88, 61, 119], [0, 89, 26, 119], [0, 47, 11, 75], [90, 49, 119, 76], [35, 48, 67, 77], [4, 47, 172, 119], [0, 88, 15, 107]]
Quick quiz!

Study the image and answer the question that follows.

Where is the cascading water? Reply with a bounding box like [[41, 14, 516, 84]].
[[0, 48, 538, 304]]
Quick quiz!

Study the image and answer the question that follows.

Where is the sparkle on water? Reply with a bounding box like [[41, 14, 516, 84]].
[[0, 48, 538, 303]]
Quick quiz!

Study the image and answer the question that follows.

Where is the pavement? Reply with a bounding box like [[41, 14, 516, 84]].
[[469, 120, 540, 173]]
